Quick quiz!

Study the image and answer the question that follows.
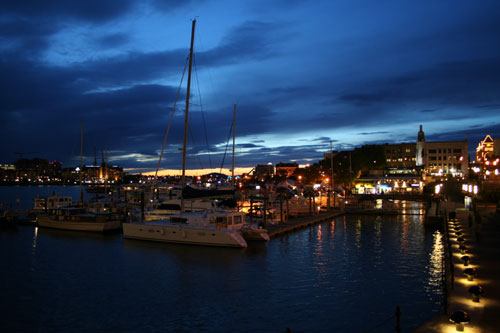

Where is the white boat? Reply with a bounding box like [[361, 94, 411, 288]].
[[37, 207, 122, 232], [123, 210, 248, 247], [240, 223, 270, 241], [143, 198, 219, 221], [123, 20, 269, 247], [32, 195, 73, 212]]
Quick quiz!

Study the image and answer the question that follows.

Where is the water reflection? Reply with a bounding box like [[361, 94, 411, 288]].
[[2, 212, 443, 332], [329, 220, 335, 240], [32, 226, 38, 250], [355, 218, 362, 249], [427, 230, 444, 289]]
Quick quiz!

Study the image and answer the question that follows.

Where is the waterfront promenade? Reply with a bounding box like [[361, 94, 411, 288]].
[[416, 201, 500, 333]]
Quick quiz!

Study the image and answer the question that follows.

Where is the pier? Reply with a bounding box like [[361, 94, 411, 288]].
[[266, 211, 343, 238]]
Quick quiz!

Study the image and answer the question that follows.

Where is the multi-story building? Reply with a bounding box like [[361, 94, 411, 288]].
[[254, 164, 274, 180], [475, 135, 500, 162], [424, 141, 468, 177], [275, 162, 298, 177], [414, 125, 469, 178], [384, 143, 417, 168], [474, 135, 499, 180]]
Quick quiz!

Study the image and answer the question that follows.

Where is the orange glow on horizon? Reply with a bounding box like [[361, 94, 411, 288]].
[[128, 167, 254, 177]]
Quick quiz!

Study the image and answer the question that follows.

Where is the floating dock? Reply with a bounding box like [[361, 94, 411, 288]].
[[266, 211, 343, 238]]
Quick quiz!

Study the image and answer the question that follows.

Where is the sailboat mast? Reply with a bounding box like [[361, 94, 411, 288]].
[[80, 119, 84, 204], [232, 104, 236, 188], [181, 19, 196, 213]]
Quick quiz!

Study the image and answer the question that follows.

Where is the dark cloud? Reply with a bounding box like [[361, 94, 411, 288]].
[[196, 21, 287, 66], [0, 16, 286, 167], [357, 131, 390, 135], [476, 104, 500, 109], [339, 92, 394, 106], [149, 0, 200, 12], [340, 58, 500, 108], [96, 33, 130, 48], [312, 137, 334, 142], [236, 143, 263, 149], [0, 18, 61, 58], [1, 2, 500, 171], [0, 1, 134, 23]]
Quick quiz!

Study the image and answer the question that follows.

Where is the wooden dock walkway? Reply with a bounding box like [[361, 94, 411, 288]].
[[266, 211, 343, 238]]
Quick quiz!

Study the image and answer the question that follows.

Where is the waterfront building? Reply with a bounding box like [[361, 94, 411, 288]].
[[84, 164, 123, 182], [423, 141, 468, 177], [474, 135, 500, 180], [0, 164, 15, 171], [275, 162, 299, 177], [416, 126, 469, 178], [384, 143, 417, 168], [254, 164, 275, 180], [475, 134, 500, 162], [353, 168, 423, 194]]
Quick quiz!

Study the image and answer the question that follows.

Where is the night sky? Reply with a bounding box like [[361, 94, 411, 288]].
[[2, 1, 500, 174]]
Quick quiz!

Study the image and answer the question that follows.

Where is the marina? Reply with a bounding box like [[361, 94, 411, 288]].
[[0, 185, 446, 332], [1, 4, 499, 332]]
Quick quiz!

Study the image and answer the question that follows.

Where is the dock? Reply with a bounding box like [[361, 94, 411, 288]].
[[415, 201, 500, 333], [266, 211, 343, 238]]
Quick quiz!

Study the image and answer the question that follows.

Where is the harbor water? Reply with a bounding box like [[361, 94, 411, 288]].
[[0, 186, 444, 332]]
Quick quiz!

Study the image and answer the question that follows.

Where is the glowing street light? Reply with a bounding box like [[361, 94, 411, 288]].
[[449, 311, 469, 332]]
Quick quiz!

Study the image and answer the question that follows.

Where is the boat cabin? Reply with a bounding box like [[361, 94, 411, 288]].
[[33, 196, 73, 211]]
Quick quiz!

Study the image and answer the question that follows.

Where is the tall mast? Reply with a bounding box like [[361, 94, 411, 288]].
[[330, 141, 334, 209], [181, 19, 196, 213], [232, 104, 236, 188], [80, 119, 84, 204]]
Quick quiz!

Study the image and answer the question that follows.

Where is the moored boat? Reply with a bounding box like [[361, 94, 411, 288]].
[[240, 223, 270, 241], [123, 210, 248, 247], [37, 207, 122, 232], [32, 195, 73, 212]]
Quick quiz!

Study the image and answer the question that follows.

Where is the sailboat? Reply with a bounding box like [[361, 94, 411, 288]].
[[122, 20, 248, 247], [36, 120, 123, 232]]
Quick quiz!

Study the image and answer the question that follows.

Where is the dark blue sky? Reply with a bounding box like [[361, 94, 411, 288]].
[[2, 1, 500, 174]]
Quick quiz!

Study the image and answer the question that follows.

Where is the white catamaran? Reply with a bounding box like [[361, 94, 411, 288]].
[[122, 20, 254, 247]]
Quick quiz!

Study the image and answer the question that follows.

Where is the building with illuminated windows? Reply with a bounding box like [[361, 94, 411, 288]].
[[474, 135, 500, 180], [384, 143, 417, 168], [254, 164, 275, 180], [423, 141, 468, 177], [415, 126, 469, 178], [475, 135, 500, 162]]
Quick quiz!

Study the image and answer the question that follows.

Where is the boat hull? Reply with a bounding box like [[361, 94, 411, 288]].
[[122, 222, 247, 247], [240, 227, 270, 241], [37, 216, 122, 232]]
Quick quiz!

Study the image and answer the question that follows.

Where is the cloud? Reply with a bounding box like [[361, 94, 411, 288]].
[[0, 1, 135, 23], [96, 33, 130, 48], [196, 21, 287, 67], [476, 104, 500, 109], [357, 131, 390, 135], [339, 92, 394, 106]]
